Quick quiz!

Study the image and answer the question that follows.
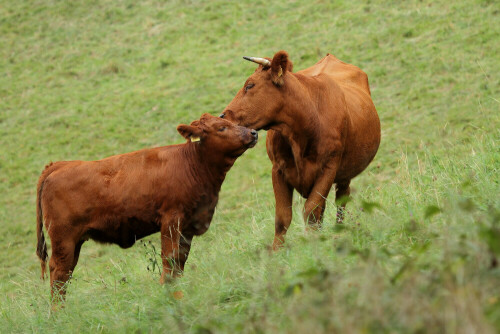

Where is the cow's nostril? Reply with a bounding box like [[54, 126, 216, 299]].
[[251, 129, 258, 137]]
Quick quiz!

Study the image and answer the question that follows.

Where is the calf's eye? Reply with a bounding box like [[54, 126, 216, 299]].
[[245, 83, 255, 92], [218, 127, 226, 132]]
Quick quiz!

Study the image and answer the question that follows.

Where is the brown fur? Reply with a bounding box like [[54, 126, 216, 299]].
[[35, 114, 257, 298], [221, 51, 381, 250]]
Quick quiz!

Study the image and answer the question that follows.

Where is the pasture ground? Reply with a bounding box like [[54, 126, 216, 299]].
[[1, 0, 499, 333]]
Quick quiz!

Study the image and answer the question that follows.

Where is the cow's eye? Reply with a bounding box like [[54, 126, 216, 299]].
[[245, 83, 255, 92], [218, 127, 226, 132]]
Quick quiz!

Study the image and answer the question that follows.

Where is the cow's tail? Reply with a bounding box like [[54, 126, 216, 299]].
[[36, 162, 59, 280]]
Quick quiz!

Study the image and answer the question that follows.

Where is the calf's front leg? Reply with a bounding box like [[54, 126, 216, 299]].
[[160, 216, 182, 284], [177, 233, 193, 272]]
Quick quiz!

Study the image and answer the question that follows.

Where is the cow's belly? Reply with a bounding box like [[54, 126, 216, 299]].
[[337, 113, 380, 181]]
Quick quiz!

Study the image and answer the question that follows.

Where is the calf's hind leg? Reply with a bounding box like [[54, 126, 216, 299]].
[[49, 238, 78, 300]]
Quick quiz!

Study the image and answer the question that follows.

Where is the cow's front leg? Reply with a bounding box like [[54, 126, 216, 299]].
[[303, 160, 339, 229], [160, 216, 182, 284], [272, 167, 294, 250]]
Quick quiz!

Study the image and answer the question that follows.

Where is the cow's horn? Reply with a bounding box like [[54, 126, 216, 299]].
[[243, 56, 271, 67]]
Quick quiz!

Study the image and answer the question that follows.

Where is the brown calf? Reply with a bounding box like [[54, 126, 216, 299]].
[[221, 51, 381, 250], [36, 113, 257, 297]]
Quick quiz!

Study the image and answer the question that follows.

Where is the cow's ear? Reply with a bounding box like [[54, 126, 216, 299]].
[[270, 51, 293, 87], [177, 124, 204, 142]]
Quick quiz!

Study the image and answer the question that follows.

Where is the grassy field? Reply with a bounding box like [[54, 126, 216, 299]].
[[1, 0, 499, 332]]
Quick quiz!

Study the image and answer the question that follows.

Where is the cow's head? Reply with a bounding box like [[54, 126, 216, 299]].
[[177, 113, 258, 156], [220, 50, 293, 130]]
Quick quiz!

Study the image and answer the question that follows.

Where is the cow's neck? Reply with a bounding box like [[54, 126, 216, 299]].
[[272, 77, 320, 173]]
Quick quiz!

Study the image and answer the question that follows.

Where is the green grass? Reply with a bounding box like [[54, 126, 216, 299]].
[[1, 0, 499, 332]]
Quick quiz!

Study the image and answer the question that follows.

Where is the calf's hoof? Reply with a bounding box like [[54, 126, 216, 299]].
[[306, 223, 321, 232], [160, 275, 174, 285], [272, 238, 285, 251]]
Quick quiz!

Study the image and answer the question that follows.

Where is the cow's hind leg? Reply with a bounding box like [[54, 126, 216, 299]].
[[335, 181, 351, 224]]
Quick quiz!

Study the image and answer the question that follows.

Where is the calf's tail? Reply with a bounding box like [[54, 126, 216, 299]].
[[36, 171, 49, 280], [36, 162, 59, 280]]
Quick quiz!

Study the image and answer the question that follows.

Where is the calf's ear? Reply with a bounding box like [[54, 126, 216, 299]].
[[177, 124, 204, 142], [270, 50, 293, 87]]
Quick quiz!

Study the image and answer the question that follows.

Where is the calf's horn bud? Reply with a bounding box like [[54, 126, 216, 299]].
[[243, 56, 271, 67]]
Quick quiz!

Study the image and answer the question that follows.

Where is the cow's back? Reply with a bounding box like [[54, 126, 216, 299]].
[[297, 54, 371, 96]]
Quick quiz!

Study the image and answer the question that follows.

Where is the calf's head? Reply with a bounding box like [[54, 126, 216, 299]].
[[177, 113, 258, 157], [220, 50, 293, 130]]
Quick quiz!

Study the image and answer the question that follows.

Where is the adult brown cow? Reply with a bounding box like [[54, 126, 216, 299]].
[[36, 114, 257, 298], [220, 51, 380, 250]]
